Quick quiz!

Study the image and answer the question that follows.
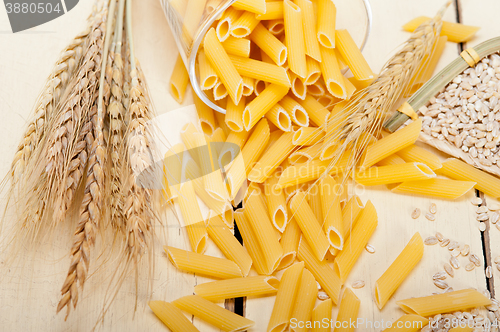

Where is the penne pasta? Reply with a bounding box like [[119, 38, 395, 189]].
[[229, 55, 291, 88], [307, 82, 326, 97], [149, 301, 200, 332], [166, 246, 243, 279], [170, 55, 189, 103], [308, 181, 323, 222], [242, 76, 255, 96], [341, 195, 364, 240], [206, 214, 252, 276], [355, 162, 436, 186], [244, 192, 284, 273], [335, 29, 375, 81], [257, 1, 284, 20], [232, 0, 266, 14], [396, 144, 442, 170], [250, 23, 288, 66], [382, 314, 429, 332], [194, 276, 279, 301], [335, 200, 378, 283], [194, 93, 217, 136], [316, 0, 336, 49], [241, 119, 271, 174], [289, 144, 324, 165], [409, 35, 448, 94], [284, 0, 307, 78], [198, 50, 218, 91], [343, 76, 357, 100], [438, 158, 500, 198], [265, 104, 292, 132], [278, 217, 302, 270], [243, 84, 290, 131], [392, 178, 476, 200], [264, 174, 288, 233], [320, 175, 344, 250], [216, 7, 243, 42], [268, 262, 305, 332], [335, 288, 361, 332], [219, 129, 250, 169], [377, 154, 406, 167], [296, 0, 321, 61], [225, 96, 245, 132], [402, 16, 480, 43], [231, 11, 261, 38], [295, 95, 330, 127], [268, 19, 285, 35], [311, 299, 333, 332], [249, 131, 295, 183], [183, 0, 207, 42], [289, 72, 308, 100], [319, 46, 346, 99], [222, 36, 251, 58], [173, 295, 254, 332], [214, 110, 230, 136], [293, 126, 325, 146], [234, 210, 268, 275], [279, 95, 310, 127], [375, 233, 424, 309], [290, 268, 318, 332], [396, 289, 491, 317], [297, 238, 342, 304], [254, 79, 268, 96], [204, 28, 244, 104], [289, 191, 331, 261], [362, 119, 423, 168], [214, 81, 229, 100]]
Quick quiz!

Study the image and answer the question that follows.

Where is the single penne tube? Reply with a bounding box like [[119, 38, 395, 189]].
[[231, 11, 261, 38], [409, 35, 447, 94], [311, 299, 333, 332], [277, 158, 344, 189], [265, 104, 292, 132], [343, 76, 357, 101], [362, 119, 422, 168], [241, 119, 270, 174], [305, 57, 321, 85], [355, 162, 436, 186], [204, 28, 243, 104], [248, 131, 295, 183], [213, 81, 229, 100], [232, 0, 266, 14], [225, 96, 245, 132], [290, 268, 318, 332], [278, 217, 302, 270], [348, 75, 374, 90], [234, 209, 268, 275], [392, 179, 476, 200], [194, 94, 217, 136], [279, 95, 310, 127], [224, 152, 247, 202], [316, 0, 336, 49], [293, 127, 325, 146], [319, 46, 346, 99], [222, 36, 251, 58], [250, 23, 287, 66], [307, 82, 326, 97], [396, 289, 491, 317], [320, 175, 344, 250], [219, 129, 250, 169], [317, 95, 335, 109], [374, 233, 424, 309], [284, 0, 307, 78], [194, 276, 279, 301], [257, 1, 284, 20], [289, 72, 308, 100], [242, 76, 255, 96], [438, 158, 500, 198], [243, 84, 290, 131], [166, 246, 243, 279], [268, 262, 305, 332], [402, 16, 480, 43], [289, 191, 331, 261], [335, 288, 361, 332], [295, 95, 330, 127], [183, 0, 207, 43], [296, 0, 321, 61], [244, 192, 284, 272], [254, 79, 268, 96], [377, 154, 406, 167], [341, 195, 364, 239], [297, 238, 342, 304], [173, 295, 254, 332], [307, 181, 323, 222], [198, 50, 218, 91], [149, 301, 200, 332], [170, 55, 189, 103], [206, 213, 252, 276], [216, 7, 243, 41], [335, 200, 378, 283], [335, 29, 375, 81], [289, 144, 323, 164], [177, 181, 208, 254], [229, 55, 291, 88], [396, 144, 442, 170], [382, 314, 429, 332], [268, 19, 285, 35], [264, 174, 288, 233]]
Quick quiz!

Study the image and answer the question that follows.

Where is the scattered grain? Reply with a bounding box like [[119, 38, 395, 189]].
[[425, 212, 436, 221], [436, 232, 444, 241], [411, 208, 421, 219], [450, 256, 461, 269], [491, 212, 499, 224], [429, 203, 437, 214], [479, 222, 487, 232], [448, 241, 459, 250], [434, 279, 449, 289], [486, 266, 493, 278], [471, 197, 483, 205], [451, 249, 461, 257], [352, 280, 365, 289], [440, 239, 451, 247], [489, 203, 500, 211], [477, 206, 489, 214], [477, 213, 490, 221], [470, 254, 482, 267], [444, 263, 455, 277], [424, 236, 439, 245], [495, 256, 500, 264], [466, 262, 476, 271], [317, 291, 329, 301], [461, 244, 471, 256], [433, 271, 447, 280], [365, 244, 376, 254]]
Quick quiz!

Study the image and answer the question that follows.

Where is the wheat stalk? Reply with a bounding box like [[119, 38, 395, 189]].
[[322, 2, 450, 176]]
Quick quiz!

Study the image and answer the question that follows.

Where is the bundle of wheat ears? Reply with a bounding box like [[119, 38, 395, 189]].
[[3, 0, 157, 319]]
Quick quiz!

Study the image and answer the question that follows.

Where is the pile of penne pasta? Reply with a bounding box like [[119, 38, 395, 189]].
[[154, 0, 500, 330]]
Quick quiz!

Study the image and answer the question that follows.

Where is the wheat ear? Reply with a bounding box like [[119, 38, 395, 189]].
[[57, 0, 117, 318], [323, 2, 449, 175]]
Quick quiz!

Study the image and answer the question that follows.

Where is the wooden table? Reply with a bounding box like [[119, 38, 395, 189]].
[[0, 0, 499, 331]]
